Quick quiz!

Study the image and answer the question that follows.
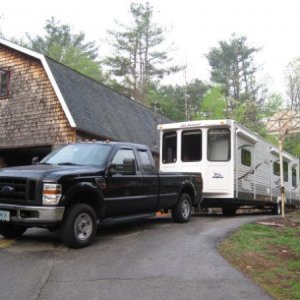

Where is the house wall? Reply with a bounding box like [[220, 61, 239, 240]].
[[0, 45, 75, 150]]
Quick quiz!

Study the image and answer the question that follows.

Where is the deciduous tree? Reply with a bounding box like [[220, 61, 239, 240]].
[[196, 86, 226, 120], [285, 58, 300, 110]]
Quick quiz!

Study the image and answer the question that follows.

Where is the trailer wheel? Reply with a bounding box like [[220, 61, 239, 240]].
[[222, 206, 237, 216], [60, 203, 97, 248], [272, 202, 281, 215], [172, 193, 192, 223], [0, 223, 27, 238]]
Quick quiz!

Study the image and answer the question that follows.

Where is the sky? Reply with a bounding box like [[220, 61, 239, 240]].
[[1, 0, 300, 97]]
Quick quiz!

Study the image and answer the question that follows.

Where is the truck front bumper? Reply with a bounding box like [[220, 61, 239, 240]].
[[0, 203, 65, 224]]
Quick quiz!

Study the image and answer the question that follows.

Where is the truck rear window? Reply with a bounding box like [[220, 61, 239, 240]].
[[162, 132, 177, 164], [138, 150, 155, 172]]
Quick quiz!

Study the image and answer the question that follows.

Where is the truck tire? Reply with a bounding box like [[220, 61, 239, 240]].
[[60, 203, 97, 248], [222, 206, 237, 216], [0, 223, 27, 238], [172, 193, 192, 223]]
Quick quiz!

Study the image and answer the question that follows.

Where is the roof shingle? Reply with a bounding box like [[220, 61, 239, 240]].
[[46, 57, 172, 152]]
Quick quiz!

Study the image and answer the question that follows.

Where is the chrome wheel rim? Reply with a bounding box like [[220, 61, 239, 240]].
[[181, 199, 191, 219], [74, 213, 93, 241]]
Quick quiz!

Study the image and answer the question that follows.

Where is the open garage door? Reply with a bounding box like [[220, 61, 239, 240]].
[[0, 146, 52, 167]]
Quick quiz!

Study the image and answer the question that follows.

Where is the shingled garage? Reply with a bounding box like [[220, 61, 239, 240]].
[[0, 38, 171, 167]]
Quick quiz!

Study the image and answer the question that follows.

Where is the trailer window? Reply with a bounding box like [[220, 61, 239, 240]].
[[273, 161, 289, 182], [284, 161, 288, 182], [273, 162, 280, 176], [207, 128, 230, 161], [292, 167, 297, 187], [241, 149, 251, 166], [181, 130, 202, 162], [162, 132, 177, 164]]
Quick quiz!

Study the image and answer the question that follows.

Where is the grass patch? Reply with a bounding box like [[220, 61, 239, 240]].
[[219, 210, 300, 300]]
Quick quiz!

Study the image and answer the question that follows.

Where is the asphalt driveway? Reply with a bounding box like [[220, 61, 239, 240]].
[[0, 213, 272, 300]]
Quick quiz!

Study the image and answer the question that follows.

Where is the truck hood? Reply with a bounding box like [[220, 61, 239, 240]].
[[0, 164, 104, 181]]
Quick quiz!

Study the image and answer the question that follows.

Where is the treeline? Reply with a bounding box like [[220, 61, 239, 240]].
[[1, 3, 299, 156]]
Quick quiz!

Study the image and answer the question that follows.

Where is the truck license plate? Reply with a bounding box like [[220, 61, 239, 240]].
[[0, 210, 10, 222]]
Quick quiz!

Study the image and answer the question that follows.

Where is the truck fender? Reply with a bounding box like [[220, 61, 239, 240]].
[[63, 182, 105, 219], [178, 181, 196, 204]]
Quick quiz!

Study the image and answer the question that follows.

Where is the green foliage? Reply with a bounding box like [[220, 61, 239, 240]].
[[204, 34, 282, 146], [285, 134, 300, 157], [195, 86, 226, 120], [206, 34, 261, 103], [104, 2, 182, 103], [147, 80, 210, 121], [262, 93, 283, 118], [26, 17, 105, 81]]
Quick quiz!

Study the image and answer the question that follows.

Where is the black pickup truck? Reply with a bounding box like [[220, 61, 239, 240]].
[[0, 142, 202, 248]]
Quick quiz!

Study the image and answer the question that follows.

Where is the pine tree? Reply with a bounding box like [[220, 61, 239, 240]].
[[104, 2, 181, 103]]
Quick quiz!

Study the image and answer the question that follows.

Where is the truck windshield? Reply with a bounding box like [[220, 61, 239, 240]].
[[41, 143, 112, 167]]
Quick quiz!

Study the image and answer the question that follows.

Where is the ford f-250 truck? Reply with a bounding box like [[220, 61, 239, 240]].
[[0, 141, 202, 248]]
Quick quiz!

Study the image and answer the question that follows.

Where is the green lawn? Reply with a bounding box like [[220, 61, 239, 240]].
[[219, 210, 300, 300]]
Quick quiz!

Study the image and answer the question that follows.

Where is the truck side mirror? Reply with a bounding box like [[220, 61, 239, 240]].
[[32, 157, 39, 165], [107, 163, 117, 176], [106, 159, 136, 176]]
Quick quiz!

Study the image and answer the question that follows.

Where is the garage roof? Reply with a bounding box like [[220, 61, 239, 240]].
[[0, 38, 172, 152]]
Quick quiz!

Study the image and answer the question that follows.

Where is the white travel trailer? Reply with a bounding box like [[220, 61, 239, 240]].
[[158, 119, 300, 215]]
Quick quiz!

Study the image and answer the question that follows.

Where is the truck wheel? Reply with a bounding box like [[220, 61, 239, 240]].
[[0, 223, 27, 238], [172, 193, 192, 223], [222, 206, 237, 216], [60, 203, 97, 248], [272, 202, 281, 215]]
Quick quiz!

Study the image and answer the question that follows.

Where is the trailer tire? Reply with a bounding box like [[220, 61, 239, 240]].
[[222, 206, 237, 216], [172, 193, 192, 223], [0, 223, 27, 238], [60, 203, 97, 248], [272, 202, 281, 215]]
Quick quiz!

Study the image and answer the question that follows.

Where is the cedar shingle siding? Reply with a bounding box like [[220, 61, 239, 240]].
[[0, 45, 75, 149]]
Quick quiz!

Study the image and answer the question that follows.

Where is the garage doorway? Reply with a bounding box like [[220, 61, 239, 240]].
[[0, 146, 52, 167]]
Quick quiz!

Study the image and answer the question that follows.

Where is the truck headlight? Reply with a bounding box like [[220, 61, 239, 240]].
[[43, 183, 62, 205]]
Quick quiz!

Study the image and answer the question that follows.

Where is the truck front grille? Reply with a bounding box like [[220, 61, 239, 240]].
[[0, 178, 36, 203]]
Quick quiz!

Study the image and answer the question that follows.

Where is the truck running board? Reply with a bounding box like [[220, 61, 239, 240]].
[[101, 212, 156, 225]]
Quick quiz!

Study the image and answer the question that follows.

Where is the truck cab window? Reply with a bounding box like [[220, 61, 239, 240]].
[[181, 130, 202, 162], [112, 149, 136, 165], [241, 149, 251, 166], [138, 150, 155, 172], [207, 128, 230, 161], [162, 132, 177, 164]]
